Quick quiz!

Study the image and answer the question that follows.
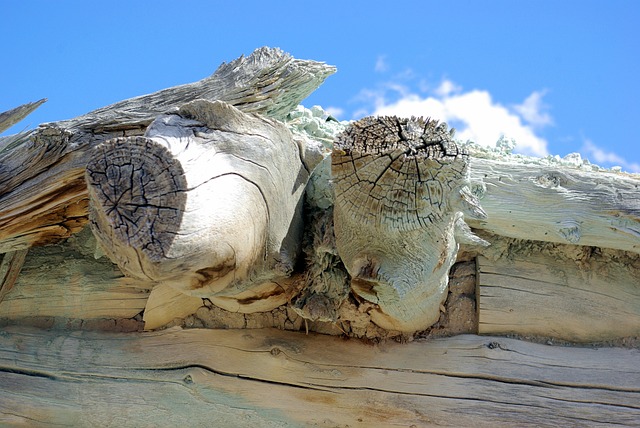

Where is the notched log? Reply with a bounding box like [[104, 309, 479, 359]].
[[332, 116, 488, 332], [86, 100, 318, 312]]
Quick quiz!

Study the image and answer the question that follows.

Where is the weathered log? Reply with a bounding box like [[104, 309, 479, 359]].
[[86, 100, 316, 312], [1, 327, 638, 427], [477, 241, 640, 342], [468, 158, 640, 254], [0, 241, 149, 320], [0, 47, 335, 253], [332, 116, 487, 332]]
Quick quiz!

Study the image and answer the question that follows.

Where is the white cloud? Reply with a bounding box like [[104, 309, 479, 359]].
[[433, 79, 462, 97], [374, 55, 388, 73], [369, 79, 550, 157], [324, 106, 345, 119], [582, 139, 640, 172], [513, 90, 553, 128]]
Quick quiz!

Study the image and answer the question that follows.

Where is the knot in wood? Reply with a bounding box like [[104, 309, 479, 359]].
[[332, 116, 468, 231]]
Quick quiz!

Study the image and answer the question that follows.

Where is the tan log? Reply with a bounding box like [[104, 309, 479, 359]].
[[477, 247, 640, 342], [1, 326, 638, 426], [0, 241, 149, 320]]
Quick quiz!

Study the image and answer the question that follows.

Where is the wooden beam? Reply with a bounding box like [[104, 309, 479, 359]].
[[1, 327, 638, 426], [85, 100, 310, 312], [331, 116, 487, 332], [469, 158, 640, 254], [478, 250, 640, 342], [0, 241, 149, 320]]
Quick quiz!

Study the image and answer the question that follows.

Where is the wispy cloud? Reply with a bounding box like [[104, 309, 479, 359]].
[[512, 90, 553, 128], [355, 78, 551, 157], [374, 55, 388, 73], [582, 139, 640, 172]]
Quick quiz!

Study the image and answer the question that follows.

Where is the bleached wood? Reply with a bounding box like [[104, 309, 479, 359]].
[[478, 252, 640, 342], [142, 284, 203, 330], [469, 158, 640, 254], [0, 98, 46, 134], [331, 116, 487, 332], [0, 243, 149, 320], [86, 100, 313, 311], [0, 47, 335, 253], [1, 327, 638, 427]]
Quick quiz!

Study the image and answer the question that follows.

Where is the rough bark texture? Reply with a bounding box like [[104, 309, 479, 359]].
[[331, 116, 487, 331]]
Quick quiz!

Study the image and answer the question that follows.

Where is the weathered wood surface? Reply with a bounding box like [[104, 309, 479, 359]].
[[332, 116, 487, 332], [0, 47, 335, 253], [0, 236, 149, 320], [1, 327, 638, 427], [469, 158, 640, 254], [0, 249, 28, 303], [85, 100, 314, 312], [478, 250, 640, 342], [142, 284, 203, 330], [0, 98, 46, 134]]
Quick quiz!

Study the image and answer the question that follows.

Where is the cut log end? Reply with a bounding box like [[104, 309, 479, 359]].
[[332, 116, 484, 332], [86, 136, 187, 270]]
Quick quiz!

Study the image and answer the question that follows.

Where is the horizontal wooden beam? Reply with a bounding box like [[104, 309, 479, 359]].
[[0, 236, 149, 320], [477, 249, 640, 342], [1, 327, 638, 426], [469, 158, 640, 254]]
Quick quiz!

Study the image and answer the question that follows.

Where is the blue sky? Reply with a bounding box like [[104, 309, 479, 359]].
[[2, 1, 638, 171]]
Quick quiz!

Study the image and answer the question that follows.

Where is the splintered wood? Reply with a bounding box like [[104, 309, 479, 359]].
[[478, 247, 640, 342]]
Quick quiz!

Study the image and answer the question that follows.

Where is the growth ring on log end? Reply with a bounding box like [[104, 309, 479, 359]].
[[86, 136, 187, 276], [332, 115, 486, 332]]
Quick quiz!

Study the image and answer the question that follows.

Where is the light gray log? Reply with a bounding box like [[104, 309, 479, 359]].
[[1, 327, 638, 427], [86, 100, 316, 312], [331, 116, 487, 332], [477, 245, 640, 342], [468, 158, 640, 254], [0, 47, 335, 253]]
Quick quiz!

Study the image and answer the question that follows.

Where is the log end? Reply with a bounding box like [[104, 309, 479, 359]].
[[332, 115, 484, 332]]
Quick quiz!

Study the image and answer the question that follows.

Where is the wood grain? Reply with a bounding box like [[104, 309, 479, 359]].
[[469, 158, 640, 254], [331, 116, 486, 332], [478, 252, 640, 342], [0, 242, 149, 320], [1, 327, 638, 427]]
